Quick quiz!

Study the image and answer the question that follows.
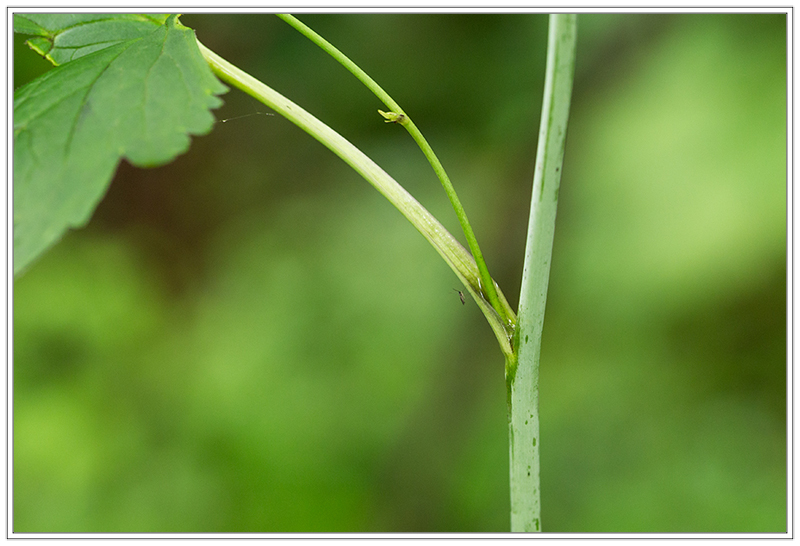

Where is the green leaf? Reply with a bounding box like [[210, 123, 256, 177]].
[[13, 14, 228, 275], [14, 14, 170, 65]]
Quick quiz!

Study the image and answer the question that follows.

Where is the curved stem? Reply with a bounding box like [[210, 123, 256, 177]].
[[276, 13, 510, 325], [275, 13, 401, 113], [196, 40, 516, 356]]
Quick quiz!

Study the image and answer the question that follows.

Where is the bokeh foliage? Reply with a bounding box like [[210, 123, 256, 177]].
[[13, 13, 786, 532]]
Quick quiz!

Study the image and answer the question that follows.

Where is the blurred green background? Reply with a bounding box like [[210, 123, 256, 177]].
[[13, 13, 786, 532]]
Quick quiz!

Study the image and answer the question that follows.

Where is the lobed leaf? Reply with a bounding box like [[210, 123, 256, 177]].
[[13, 14, 170, 64], [13, 14, 228, 275]]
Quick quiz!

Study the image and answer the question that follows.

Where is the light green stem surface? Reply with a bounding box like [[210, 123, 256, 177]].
[[276, 13, 509, 325], [508, 14, 577, 532], [196, 40, 516, 356]]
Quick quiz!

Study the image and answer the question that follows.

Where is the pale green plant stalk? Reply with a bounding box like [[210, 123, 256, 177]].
[[196, 41, 516, 356], [275, 13, 510, 326], [508, 14, 577, 532]]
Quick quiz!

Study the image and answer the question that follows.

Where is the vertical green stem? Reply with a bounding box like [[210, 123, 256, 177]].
[[509, 14, 577, 532]]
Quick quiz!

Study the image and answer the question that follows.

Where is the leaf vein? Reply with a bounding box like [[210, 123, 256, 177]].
[[141, 26, 171, 146], [63, 43, 134, 156]]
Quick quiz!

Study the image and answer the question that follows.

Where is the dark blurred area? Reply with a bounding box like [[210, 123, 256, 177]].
[[13, 13, 786, 532]]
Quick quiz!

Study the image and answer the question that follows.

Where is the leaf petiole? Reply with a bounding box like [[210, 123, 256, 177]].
[[196, 40, 517, 357]]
